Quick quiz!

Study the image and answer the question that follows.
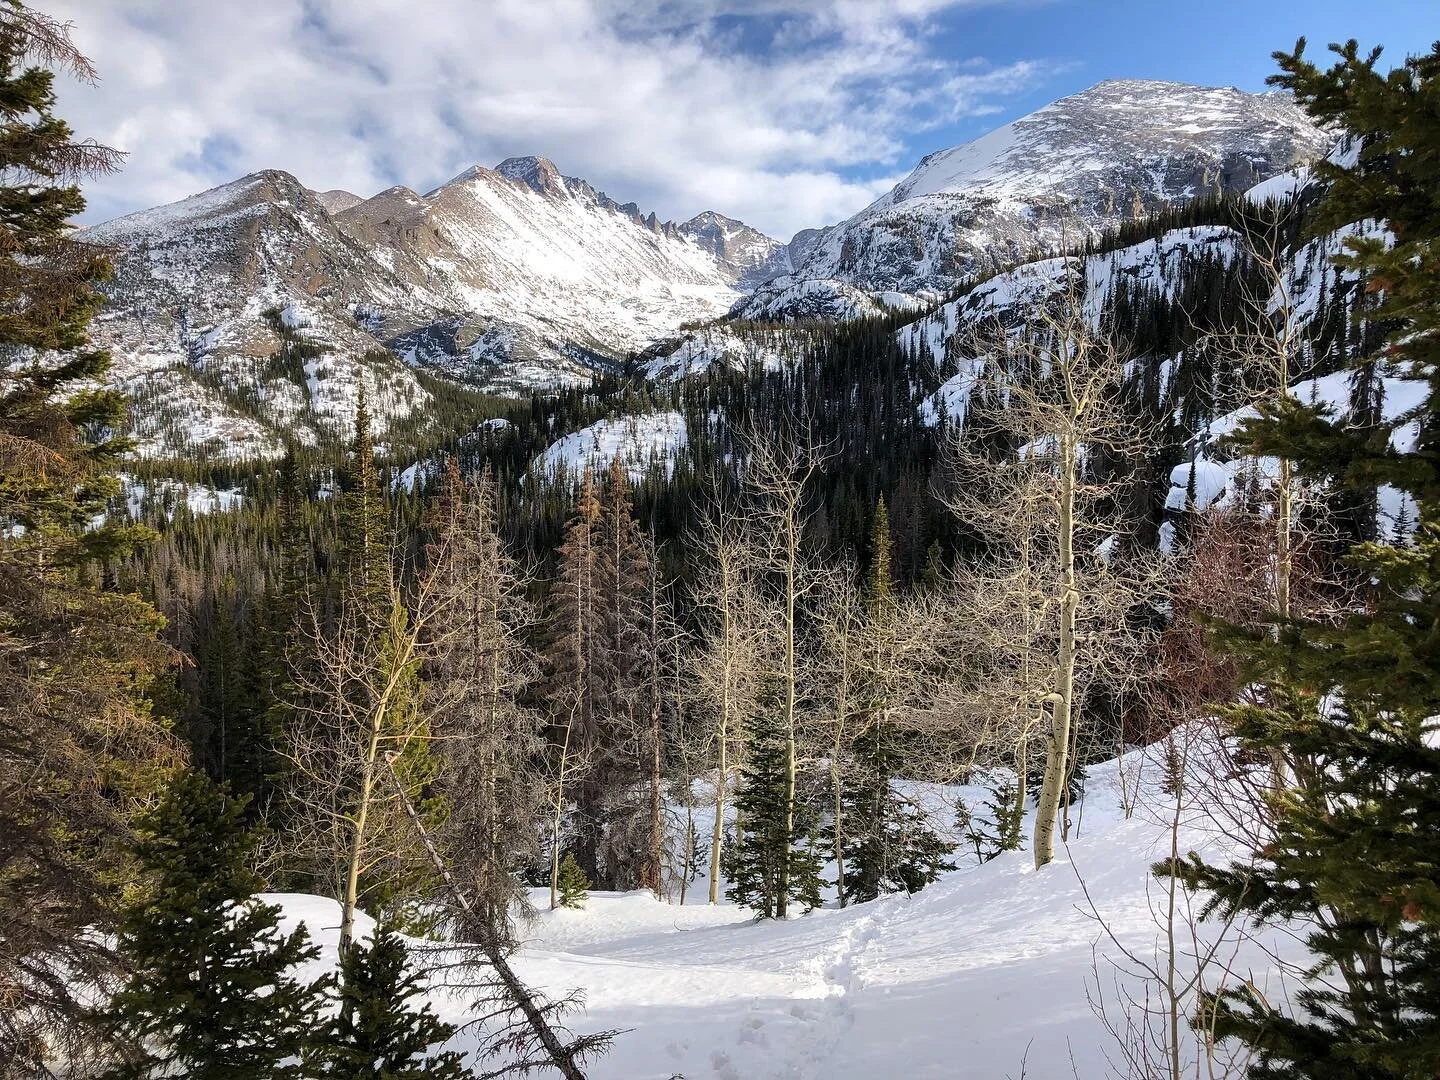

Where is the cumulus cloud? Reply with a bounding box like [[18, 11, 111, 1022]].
[[45, 0, 1058, 238]]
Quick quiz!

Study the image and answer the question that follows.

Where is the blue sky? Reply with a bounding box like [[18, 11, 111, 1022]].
[[50, 0, 1435, 239], [912, 0, 1437, 160]]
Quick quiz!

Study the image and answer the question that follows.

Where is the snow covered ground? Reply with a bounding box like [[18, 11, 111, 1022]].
[[273, 738, 1297, 1079]]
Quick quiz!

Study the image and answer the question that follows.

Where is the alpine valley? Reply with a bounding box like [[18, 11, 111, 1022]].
[[19, 5, 1440, 1075]]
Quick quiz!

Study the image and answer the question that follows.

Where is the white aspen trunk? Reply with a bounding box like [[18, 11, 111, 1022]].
[[339, 711, 383, 956], [708, 556, 734, 905], [778, 505, 798, 918], [1034, 427, 1078, 870], [830, 635, 851, 908]]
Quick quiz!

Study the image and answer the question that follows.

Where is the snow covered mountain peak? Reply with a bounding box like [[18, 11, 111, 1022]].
[[81, 153, 791, 456], [790, 78, 1331, 297], [679, 210, 791, 287]]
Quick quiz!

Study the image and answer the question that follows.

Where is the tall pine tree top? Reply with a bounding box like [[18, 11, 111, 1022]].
[[1241, 38, 1440, 712]]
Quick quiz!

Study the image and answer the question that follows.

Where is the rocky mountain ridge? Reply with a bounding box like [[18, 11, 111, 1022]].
[[80, 79, 1335, 459], [773, 79, 1330, 308]]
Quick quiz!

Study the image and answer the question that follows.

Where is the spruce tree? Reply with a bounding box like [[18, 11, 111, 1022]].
[[0, 5, 178, 1067], [840, 725, 954, 904], [1163, 39, 1440, 1078], [338, 387, 390, 622], [555, 852, 591, 910], [725, 682, 824, 918], [321, 924, 467, 1080], [840, 499, 954, 904], [99, 771, 328, 1079]]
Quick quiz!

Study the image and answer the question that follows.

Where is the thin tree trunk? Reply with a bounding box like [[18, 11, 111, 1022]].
[[383, 755, 590, 1080], [646, 555, 664, 898], [778, 511, 798, 917], [708, 560, 734, 905], [550, 707, 575, 911], [1035, 430, 1078, 870]]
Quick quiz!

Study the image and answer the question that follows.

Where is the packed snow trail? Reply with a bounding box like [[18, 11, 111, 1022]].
[[274, 745, 1301, 1079]]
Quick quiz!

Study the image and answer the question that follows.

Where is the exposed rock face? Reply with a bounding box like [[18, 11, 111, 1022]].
[[678, 210, 791, 288], [312, 188, 364, 214]]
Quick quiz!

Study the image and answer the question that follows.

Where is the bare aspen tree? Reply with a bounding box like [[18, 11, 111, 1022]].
[[1191, 208, 1328, 623], [1081, 720, 1259, 1080], [689, 504, 762, 904], [736, 421, 830, 916], [941, 295, 1160, 869], [280, 552, 454, 954], [817, 569, 863, 905]]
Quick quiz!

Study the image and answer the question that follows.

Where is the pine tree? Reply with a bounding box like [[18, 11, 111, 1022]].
[[840, 499, 954, 904], [840, 725, 954, 904], [338, 387, 390, 623], [321, 924, 467, 1080], [555, 852, 591, 910], [725, 682, 824, 918], [98, 771, 328, 1079], [0, 5, 179, 1067], [1162, 39, 1440, 1079]]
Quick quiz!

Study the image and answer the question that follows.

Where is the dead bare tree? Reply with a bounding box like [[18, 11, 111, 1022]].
[[426, 464, 548, 948], [381, 755, 613, 1080]]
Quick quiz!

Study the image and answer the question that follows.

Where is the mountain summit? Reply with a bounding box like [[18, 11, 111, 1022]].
[[786, 78, 1330, 296]]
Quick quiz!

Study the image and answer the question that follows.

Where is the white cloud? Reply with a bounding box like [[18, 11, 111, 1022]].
[[43, 0, 1058, 238]]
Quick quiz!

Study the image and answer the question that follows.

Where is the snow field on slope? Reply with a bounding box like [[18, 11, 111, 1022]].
[[272, 733, 1301, 1079], [1165, 368, 1424, 545], [535, 413, 689, 484]]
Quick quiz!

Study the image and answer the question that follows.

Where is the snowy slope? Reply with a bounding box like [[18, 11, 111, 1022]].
[[790, 80, 1329, 299], [82, 159, 785, 453], [639, 324, 806, 380], [339, 157, 766, 385], [269, 737, 1302, 1079], [728, 275, 916, 323], [534, 412, 689, 483], [909, 224, 1243, 424], [1165, 367, 1424, 545]]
